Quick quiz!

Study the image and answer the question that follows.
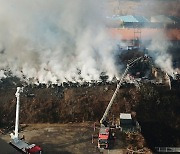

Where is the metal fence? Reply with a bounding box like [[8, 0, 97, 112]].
[[155, 147, 180, 153]]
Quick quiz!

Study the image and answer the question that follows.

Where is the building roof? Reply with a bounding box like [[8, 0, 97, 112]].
[[119, 15, 149, 23], [107, 15, 149, 23], [120, 113, 132, 120], [151, 15, 173, 23], [119, 15, 138, 23], [168, 16, 180, 23], [108, 15, 179, 24], [134, 16, 149, 23]]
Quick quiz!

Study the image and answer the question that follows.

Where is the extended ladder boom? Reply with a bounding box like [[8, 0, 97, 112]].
[[11, 87, 23, 140], [100, 57, 142, 124]]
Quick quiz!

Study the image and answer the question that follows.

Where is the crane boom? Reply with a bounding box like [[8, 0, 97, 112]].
[[100, 56, 142, 124]]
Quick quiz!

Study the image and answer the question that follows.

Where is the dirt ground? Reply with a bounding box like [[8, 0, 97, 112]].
[[1, 123, 97, 154], [0, 122, 152, 154]]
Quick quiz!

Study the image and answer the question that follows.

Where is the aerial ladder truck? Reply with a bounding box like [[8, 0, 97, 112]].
[[9, 87, 42, 154], [98, 57, 142, 149]]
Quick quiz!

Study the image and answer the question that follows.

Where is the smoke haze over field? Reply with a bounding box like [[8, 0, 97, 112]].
[[0, 0, 179, 84], [0, 0, 121, 84]]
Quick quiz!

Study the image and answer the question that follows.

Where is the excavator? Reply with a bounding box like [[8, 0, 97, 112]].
[[9, 87, 42, 154], [98, 56, 142, 149]]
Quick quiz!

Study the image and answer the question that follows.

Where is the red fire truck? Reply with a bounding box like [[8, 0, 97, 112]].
[[98, 57, 142, 149]]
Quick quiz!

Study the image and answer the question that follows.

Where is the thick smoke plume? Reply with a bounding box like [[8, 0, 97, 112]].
[[136, 0, 180, 75], [147, 31, 174, 75], [110, 0, 179, 75], [0, 0, 120, 84]]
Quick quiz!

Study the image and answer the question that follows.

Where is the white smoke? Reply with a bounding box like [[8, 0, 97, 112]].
[[134, 0, 180, 16], [133, 0, 179, 76], [147, 29, 176, 76], [0, 70, 6, 79], [0, 0, 121, 84]]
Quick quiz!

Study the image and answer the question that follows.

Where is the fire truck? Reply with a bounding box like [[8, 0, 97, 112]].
[[9, 87, 42, 154], [98, 127, 110, 149], [98, 57, 142, 149]]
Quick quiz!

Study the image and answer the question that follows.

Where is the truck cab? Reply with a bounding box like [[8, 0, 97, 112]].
[[25, 144, 42, 154], [98, 127, 110, 149]]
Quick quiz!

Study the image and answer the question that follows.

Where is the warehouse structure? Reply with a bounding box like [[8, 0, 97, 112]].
[[107, 15, 180, 28], [118, 15, 149, 28], [150, 15, 180, 28]]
